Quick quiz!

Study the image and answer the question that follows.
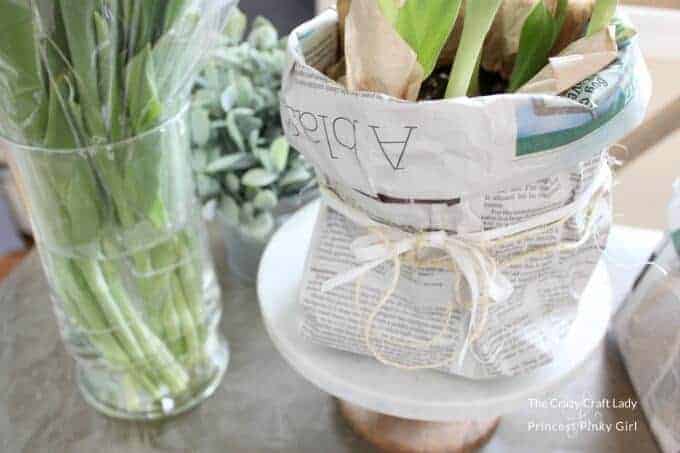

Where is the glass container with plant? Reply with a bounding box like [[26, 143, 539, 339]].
[[0, 0, 236, 420]]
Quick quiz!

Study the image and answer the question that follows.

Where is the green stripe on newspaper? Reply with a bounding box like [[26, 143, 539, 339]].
[[516, 83, 633, 157]]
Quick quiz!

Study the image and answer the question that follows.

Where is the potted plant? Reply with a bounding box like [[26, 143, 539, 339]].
[[282, 0, 650, 379], [191, 10, 316, 281]]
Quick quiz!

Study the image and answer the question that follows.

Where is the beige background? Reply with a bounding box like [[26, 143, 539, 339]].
[[315, 0, 680, 230], [616, 1, 680, 229]]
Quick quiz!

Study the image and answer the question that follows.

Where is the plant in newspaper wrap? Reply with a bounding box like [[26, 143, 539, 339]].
[[0, 0, 235, 419], [280, 0, 651, 378]]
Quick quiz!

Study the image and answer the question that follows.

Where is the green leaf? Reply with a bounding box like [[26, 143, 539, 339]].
[[242, 168, 278, 188], [123, 138, 164, 222], [197, 174, 221, 198], [279, 166, 312, 188], [0, 0, 48, 143], [224, 172, 240, 193], [247, 19, 278, 50], [163, 0, 188, 32], [248, 129, 262, 149], [587, 0, 618, 37], [240, 201, 255, 223], [44, 76, 81, 149], [94, 9, 123, 140], [225, 109, 247, 152], [66, 163, 102, 244], [377, 0, 400, 24], [253, 190, 278, 211], [60, 0, 107, 138], [191, 108, 211, 146], [445, 0, 503, 98], [194, 88, 216, 107], [205, 153, 248, 173], [234, 76, 254, 108], [231, 153, 259, 170], [242, 211, 275, 241], [508, 0, 568, 92], [220, 85, 237, 111], [125, 45, 162, 133], [393, 0, 463, 78], [270, 137, 289, 173], [202, 63, 221, 91], [223, 8, 247, 43], [253, 147, 273, 172]]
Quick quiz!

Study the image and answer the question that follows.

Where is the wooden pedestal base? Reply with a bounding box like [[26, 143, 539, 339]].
[[338, 400, 500, 453]]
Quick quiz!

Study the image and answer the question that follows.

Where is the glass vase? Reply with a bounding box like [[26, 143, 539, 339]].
[[219, 188, 317, 282], [4, 108, 228, 420]]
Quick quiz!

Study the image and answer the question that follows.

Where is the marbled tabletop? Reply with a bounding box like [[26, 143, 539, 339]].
[[0, 225, 665, 453]]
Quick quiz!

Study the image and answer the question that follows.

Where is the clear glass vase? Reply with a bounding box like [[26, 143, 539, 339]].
[[219, 188, 317, 282], [5, 108, 228, 420]]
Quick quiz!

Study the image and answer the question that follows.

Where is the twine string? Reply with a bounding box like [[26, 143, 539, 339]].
[[320, 164, 612, 371]]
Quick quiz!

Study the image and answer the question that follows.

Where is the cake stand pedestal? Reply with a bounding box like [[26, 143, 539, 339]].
[[257, 202, 613, 453]]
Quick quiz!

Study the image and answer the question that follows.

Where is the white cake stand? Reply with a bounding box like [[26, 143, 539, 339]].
[[258, 201, 613, 452]]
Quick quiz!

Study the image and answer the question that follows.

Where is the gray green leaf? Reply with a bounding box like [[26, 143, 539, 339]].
[[270, 136, 289, 173], [253, 190, 278, 211], [191, 108, 211, 146], [205, 153, 248, 173], [242, 168, 278, 187]]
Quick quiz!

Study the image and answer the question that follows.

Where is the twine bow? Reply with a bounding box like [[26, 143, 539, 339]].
[[318, 163, 612, 372], [322, 226, 515, 371]]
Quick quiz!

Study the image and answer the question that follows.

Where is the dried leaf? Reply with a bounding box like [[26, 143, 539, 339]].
[[481, 0, 596, 79], [345, 0, 424, 100], [508, 0, 568, 92], [552, 0, 596, 55], [517, 26, 617, 94], [337, 0, 351, 48]]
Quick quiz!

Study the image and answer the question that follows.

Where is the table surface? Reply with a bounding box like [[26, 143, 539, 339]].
[[0, 224, 665, 453]]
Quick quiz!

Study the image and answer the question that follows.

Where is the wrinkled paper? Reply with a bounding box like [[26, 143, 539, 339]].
[[481, 0, 597, 79], [345, 0, 423, 100], [518, 26, 619, 95], [282, 10, 650, 379]]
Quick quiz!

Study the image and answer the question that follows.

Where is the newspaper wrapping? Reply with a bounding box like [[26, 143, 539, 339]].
[[282, 10, 650, 379], [614, 182, 680, 453]]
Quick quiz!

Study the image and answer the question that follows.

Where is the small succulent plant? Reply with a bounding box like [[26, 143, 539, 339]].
[[191, 9, 315, 240]]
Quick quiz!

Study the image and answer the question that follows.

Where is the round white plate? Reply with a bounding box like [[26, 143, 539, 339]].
[[257, 201, 613, 422]]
